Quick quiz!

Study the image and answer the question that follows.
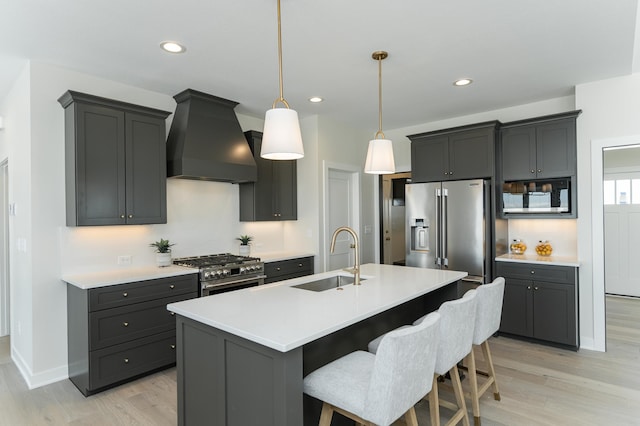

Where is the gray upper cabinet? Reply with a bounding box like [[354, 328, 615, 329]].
[[59, 91, 170, 226], [500, 111, 581, 181], [239, 130, 297, 221], [408, 122, 498, 183]]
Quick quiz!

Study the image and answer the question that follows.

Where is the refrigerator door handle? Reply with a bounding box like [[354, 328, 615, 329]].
[[435, 188, 441, 265], [442, 188, 448, 267]]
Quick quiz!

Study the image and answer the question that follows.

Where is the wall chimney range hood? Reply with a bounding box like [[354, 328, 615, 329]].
[[166, 89, 257, 183]]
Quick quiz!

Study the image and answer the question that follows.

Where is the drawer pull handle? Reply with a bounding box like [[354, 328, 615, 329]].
[[170, 312, 175, 316], [124, 358, 129, 364], [530, 271, 535, 274], [298, 263, 303, 267], [123, 322, 129, 327], [123, 292, 128, 297], [170, 284, 175, 289], [170, 344, 176, 349], [276, 267, 281, 271]]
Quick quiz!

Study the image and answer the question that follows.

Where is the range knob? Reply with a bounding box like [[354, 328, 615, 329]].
[[240, 267, 246, 273], [204, 271, 211, 279], [223, 269, 230, 276]]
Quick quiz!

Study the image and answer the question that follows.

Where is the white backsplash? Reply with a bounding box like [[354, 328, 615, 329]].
[[507, 219, 577, 257]]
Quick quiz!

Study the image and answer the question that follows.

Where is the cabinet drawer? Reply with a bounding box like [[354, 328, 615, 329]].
[[496, 262, 575, 285], [89, 292, 195, 350], [89, 330, 176, 390], [265, 257, 313, 282], [89, 274, 197, 311]]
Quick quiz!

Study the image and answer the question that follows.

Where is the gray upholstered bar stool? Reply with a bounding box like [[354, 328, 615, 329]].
[[368, 290, 478, 426], [303, 312, 441, 426], [464, 277, 505, 426], [423, 289, 478, 426]]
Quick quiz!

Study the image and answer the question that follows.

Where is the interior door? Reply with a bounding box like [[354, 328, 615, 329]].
[[327, 169, 355, 271], [604, 171, 640, 297]]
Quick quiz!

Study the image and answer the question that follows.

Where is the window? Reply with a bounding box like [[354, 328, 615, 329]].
[[604, 178, 640, 205]]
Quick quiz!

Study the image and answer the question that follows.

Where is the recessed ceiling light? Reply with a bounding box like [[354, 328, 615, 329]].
[[308, 96, 324, 103], [453, 78, 473, 87], [160, 41, 186, 54]]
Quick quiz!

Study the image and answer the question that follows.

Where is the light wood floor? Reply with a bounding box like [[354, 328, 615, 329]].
[[1, 296, 639, 425]]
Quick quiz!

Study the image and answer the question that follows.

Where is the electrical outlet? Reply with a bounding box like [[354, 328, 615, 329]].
[[117, 255, 132, 265]]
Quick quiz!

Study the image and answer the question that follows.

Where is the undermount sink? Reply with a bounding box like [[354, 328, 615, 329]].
[[292, 275, 365, 292]]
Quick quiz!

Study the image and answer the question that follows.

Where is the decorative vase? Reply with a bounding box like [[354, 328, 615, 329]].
[[239, 244, 250, 256], [156, 252, 172, 267]]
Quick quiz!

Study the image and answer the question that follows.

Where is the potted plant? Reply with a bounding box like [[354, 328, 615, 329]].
[[236, 235, 253, 256], [150, 238, 175, 267]]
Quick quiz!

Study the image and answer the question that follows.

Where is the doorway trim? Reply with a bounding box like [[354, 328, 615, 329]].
[[591, 134, 640, 352], [322, 161, 361, 273], [0, 159, 9, 337]]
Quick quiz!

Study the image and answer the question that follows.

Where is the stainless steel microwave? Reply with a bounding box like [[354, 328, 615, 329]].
[[502, 178, 571, 214]]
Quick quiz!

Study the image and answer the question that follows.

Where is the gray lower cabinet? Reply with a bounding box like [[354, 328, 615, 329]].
[[408, 121, 498, 183], [58, 91, 171, 226], [264, 256, 314, 284], [67, 274, 198, 396], [497, 262, 578, 349], [499, 111, 581, 181], [240, 130, 297, 221]]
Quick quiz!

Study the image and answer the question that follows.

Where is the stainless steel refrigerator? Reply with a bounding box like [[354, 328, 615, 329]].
[[405, 179, 491, 284]]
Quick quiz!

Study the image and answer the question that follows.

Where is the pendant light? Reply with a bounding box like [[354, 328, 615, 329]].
[[364, 51, 395, 174], [261, 0, 304, 160]]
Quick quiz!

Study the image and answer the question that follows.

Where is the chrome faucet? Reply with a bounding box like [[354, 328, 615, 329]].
[[329, 226, 361, 286]]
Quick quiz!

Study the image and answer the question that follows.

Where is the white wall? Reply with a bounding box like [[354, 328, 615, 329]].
[[575, 73, 640, 351]]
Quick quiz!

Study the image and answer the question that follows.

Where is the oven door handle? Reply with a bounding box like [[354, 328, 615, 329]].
[[203, 274, 267, 289]]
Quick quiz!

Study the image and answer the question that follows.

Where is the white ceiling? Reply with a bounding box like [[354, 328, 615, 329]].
[[0, 0, 638, 131]]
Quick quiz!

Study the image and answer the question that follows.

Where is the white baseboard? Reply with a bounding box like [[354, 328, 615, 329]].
[[579, 336, 598, 351], [11, 346, 68, 389]]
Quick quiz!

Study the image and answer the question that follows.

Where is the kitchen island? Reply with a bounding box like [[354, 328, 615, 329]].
[[167, 263, 467, 426]]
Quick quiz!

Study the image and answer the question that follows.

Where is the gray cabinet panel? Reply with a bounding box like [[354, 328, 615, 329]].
[[500, 126, 536, 180], [264, 256, 314, 284], [58, 90, 170, 226], [409, 121, 498, 183], [67, 273, 198, 396], [497, 262, 578, 348], [239, 130, 298, 221], [536, 119, 576, 178]]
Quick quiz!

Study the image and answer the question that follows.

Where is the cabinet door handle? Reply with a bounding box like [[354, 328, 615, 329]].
[[530, 169, 535, 173], [170, 344, 176, 350], [534, 286, 539, 291], [449, 171, 453, 175], [120, 214, 125, 219], [170, 312, 175, 316], [276, 267, 281, 271], [444, 172, 448, 176], [123, 292, 128, 297], [537, 169, 541, 173], [530, 270, 535, 274], [527, 286, 531, 290], [124, 358, 129, 364], [123, 322, 129, 327], [170, 284, 175, 289], [128, 214, 133, 218]]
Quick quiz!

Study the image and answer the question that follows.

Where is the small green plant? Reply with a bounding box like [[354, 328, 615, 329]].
[[150, 238, 175, 253], [236, 235, 253, 246]]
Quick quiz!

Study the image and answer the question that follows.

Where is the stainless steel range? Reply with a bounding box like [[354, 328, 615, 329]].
[[173, 253, 265, 296]]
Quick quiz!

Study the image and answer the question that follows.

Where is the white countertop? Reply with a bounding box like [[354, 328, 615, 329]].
[[496, 253, 580, 267], [167, 263, 467, 352], [257, 251, 315, 262], [62, 265, 200, 289]]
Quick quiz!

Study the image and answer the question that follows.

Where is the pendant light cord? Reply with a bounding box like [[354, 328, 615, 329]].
[[273, 0, 290, 109], [376, 55, 385, 139]]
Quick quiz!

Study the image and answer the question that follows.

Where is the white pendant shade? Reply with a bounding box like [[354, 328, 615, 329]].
[[261, 108, 304, 160], [364, 138, 395, 174]]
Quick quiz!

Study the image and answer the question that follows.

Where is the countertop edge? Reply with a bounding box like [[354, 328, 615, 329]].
[[495, 254, 580, 267], [257, 252, 316, 262], [62, 265, 200, 289]]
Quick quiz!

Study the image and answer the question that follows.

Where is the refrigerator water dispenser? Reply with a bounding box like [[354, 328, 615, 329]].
[[409, 218, 429, 252]]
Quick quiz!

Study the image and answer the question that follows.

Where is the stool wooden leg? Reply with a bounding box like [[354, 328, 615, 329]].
[[467, 348, 481, 426], [450, 364, 470, 426], [429, 374, 441, 426], [319, 402, 334, 426], [481, 341, 500, 401], [404, 406, 419, 426]]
